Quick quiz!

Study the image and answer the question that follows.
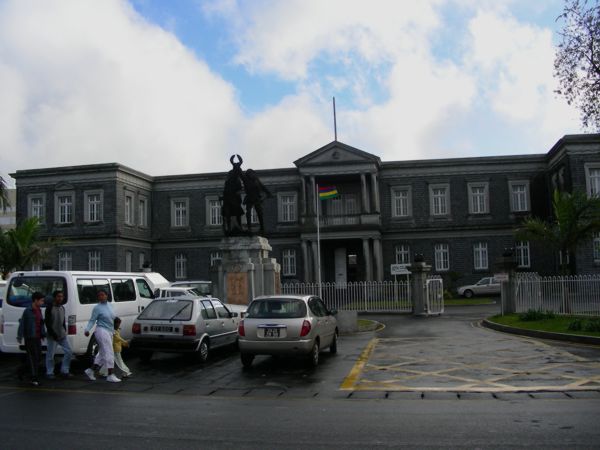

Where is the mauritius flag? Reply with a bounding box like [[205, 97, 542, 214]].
[[318, 185, 338, 200]]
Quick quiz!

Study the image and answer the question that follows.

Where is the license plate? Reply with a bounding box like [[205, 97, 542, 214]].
[[264, 328, 280, 338], [151, 325, 173, 332]]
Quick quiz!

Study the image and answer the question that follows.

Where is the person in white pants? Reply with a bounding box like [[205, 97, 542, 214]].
[[83, 290, 121, 383]]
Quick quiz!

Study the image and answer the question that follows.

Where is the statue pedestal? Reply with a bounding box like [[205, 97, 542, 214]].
[[210, 236, 281, 305]]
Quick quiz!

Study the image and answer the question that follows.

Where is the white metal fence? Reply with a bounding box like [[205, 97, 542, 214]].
[[514, 273, 600, 316], [281, 281, 412, 312], [426, 276, 444, 315]]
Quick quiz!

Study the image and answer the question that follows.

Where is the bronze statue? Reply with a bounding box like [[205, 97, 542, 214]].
[[221, 155, 272, 236], [242, 168, 272, 234], [222, 154, 245, 236]]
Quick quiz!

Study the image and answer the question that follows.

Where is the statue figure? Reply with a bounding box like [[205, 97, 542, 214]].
[[242, 168, 272, 235], [221, 154, 245, 236]]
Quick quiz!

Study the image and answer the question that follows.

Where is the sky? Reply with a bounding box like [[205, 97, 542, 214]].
[[0, 0, 586, 186]]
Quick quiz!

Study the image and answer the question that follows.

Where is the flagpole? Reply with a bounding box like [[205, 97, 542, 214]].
[[315, 183, 322, 298]]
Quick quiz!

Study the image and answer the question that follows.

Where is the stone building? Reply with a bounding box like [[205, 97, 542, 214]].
[[11, 133, 600, 286]]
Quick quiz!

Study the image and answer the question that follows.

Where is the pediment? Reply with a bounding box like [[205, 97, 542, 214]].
[[294, 141, 381, 168], [54, 182, 74, 191]]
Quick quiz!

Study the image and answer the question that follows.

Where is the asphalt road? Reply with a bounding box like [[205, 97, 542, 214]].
[[0, 304, 599, 448]]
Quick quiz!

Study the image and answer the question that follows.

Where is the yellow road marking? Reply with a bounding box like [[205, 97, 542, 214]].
[[340, 338, 378, 390]]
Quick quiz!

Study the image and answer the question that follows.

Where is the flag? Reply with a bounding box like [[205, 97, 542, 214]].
[[318, 185, 338, 200]]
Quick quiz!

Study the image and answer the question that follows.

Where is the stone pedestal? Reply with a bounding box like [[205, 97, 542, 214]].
[[210, 236, 281, 305], [408, 261, 431, 316]]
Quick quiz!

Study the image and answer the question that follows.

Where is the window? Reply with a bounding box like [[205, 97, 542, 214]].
[[515, 241, 530, 268], [210, 251, 222, 267], [111, 279, 136, 302], [594, 233, 600, 263], [282, 249, 296, 276], [434, 243, 449, 271], [395, 244, 410, 265], [206, 197, 222, 226], [509, 181, 530, 212], [585, 165, 600, 198], [58, 251, 72, 271], [278, 193, 297, 223], [175, 253, 187, 279], [138, 197, 148, 227], [171, 198, 189, 228], [473, 242, 488, 270], [136, 279, 153, 299], [88, 251, 102, 271], [76, 278, 110, 305], [139, 253, 146, 271], [125, 194, 134, 225], [84, 190, 103, 223], [125, 251, 132, 272], [201, 300, 217, 319], [28, 194, 45, 221], [55, 192, 74, 224], [429, 184, 449, 216], [391, 187, 411, 218], [468, 183, 488, 214]]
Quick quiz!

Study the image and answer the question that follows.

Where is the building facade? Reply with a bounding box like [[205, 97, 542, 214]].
[[11, 134, 600, 287]]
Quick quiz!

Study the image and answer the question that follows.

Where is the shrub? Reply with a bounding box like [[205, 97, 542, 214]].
[[568, 319, 582, 331], [519, 309, 556, 321], [583, 318, 600, 332]]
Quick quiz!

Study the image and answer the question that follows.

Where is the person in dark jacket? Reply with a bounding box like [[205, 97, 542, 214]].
[[44, 290, 73, 379], [17, 291, 47, 386]]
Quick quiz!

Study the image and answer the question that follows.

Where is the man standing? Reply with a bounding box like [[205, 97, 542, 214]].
[[17, 291, 46, 386], [44, 290, 73, 379], [84, 289, 120, 383]]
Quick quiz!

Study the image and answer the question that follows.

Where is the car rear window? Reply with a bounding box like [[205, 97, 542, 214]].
[[246, 299, 307, 319], [138, 299, 193, 321], [7, 276, 67, 307]]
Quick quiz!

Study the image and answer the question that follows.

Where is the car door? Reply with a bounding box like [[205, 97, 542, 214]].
[[315, 297, 336, 346], [200, 299, 221, 347], [212, 300, 238, 346], [308, 297, 332, 346]]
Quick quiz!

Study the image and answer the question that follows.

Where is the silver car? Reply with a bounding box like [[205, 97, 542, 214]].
[[131, 296, 240, 362], [238, 295, 338, 368], [457, 277, 501, 298]]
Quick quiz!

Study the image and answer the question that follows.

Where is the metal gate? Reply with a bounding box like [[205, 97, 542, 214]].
[[425, 276, 444, 315]]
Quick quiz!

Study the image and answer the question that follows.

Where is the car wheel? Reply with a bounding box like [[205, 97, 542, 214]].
[[138, 351, 153, 363], [241, 353, 254, 368], [464, 289, 474, 299], [308, 341, 320, 367], [330, 332, 338, 354], [197, 339, 209, 363]]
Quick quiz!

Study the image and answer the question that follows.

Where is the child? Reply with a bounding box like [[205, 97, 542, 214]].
[[99, 317, 132, 378]]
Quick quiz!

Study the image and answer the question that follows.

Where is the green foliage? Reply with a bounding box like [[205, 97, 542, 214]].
[[516, 189, 600, 274], [583, 318, 600, 332], [568, 319, 583, 330], [519, 309, 556, 321], [443, 289, 455, 300], [554, 0, 600, 130]]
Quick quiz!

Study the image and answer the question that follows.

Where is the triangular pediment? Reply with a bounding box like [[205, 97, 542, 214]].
[[54, 182, 75, 191], [294, 141, 381, 168]]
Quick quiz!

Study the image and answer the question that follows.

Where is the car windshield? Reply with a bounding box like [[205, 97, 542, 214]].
[[138, 299, 193, 321], [246, 298, 307, 319]]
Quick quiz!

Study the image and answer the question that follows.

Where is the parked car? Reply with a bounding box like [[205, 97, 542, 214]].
[[457, 277, 501, 298], [170, 280, 212, 296], [238, 295, 338, 368], [0, 280, 6, 308], [131, 296, 240, 362]]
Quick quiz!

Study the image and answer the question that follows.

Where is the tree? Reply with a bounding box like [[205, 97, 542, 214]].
[[516, 189, 600, 274], [0, 217, 63, 279], [554, 0, 600, 130]]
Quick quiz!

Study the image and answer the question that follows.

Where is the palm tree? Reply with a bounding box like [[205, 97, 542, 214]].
[[516, 189, 600, 275], [0, 217, 63, 279]]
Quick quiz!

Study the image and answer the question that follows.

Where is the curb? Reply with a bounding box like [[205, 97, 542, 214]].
[[482, 319, 600, 346]]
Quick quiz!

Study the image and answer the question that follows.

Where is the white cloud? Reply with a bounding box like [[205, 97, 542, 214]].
[[0, 0, 243, 178]]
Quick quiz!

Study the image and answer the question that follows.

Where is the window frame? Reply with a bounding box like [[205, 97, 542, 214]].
[[395, 244, 411, 265], [473, 242, 489, 270], [28, 194, 46, 222], [124, 192, 135, 226], [278, 192, 297, 223], [429, 183, 450, 217], [391, 186, 412, 218], [282, 248, 297, 276], [509, 180, 530, 213], [175, 253, 187, 279], [58, 251, 72, 271], [138, 196, 148, 228], [210, 251, 222, 267], [593, 232, 600, 264], [585, 164, 600, 198], [205, 195, 222, 226], [434, 243, 450, 272], [84, 190, 103, 223], [54, 191, 75, 225], [515, 241, 531, 268], [171, 197, 189, 228], [88, 250, 102, 271], [467, 182, 489, 215]]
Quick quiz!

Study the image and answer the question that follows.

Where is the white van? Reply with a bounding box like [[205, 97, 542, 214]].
[[0, 271, 169, 357]]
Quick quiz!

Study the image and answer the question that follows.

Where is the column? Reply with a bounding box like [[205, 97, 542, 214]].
[[361, 173, 369, 213], [371, 173, 380, 213], [373, 237, 383, 281], [362, 238, 372, 281], [301, 240, 310, 283], [309, 176, 316, 216], [300, 176, 307, 217]]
